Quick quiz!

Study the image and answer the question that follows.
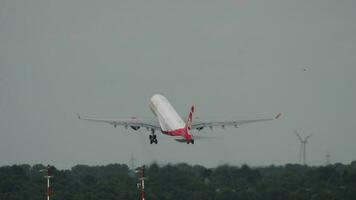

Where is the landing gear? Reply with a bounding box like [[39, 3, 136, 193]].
[[187, 139, 195, 144], [149, 134, 158, 144]]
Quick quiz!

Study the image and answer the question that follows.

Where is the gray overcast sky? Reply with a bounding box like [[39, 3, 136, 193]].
[[0, 0, 355, 169]]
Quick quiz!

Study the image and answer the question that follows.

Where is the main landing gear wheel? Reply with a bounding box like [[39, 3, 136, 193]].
[[187, 139, 195, 144], [149, 134, 158, 144]]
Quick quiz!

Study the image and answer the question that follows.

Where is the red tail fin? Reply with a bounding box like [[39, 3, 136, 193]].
[[185, 105, 194, 130]]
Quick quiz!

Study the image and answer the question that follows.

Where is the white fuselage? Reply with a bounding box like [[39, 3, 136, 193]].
[[149, 94, 185, 132]]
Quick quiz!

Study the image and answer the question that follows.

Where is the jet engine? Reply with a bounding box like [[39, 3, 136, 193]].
[[130, 126, 140, 130]]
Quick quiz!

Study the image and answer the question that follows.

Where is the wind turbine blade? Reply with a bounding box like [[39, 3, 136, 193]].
[[294, 129, 303, 142], [305, 133, 312, 141]]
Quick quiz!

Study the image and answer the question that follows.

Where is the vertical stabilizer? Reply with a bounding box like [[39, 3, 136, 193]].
[[185, 105, 195, 130]]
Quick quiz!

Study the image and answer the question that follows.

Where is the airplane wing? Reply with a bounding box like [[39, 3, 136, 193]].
[[77, 114, 160, 132], [191, 113, 282, 131]]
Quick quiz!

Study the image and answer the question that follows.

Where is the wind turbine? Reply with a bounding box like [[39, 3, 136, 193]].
[[294, 130, 312, 165]]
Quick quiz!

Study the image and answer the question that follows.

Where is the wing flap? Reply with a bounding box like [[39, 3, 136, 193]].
[[191, 113, 281, 130], [77, 114, 160, 130]]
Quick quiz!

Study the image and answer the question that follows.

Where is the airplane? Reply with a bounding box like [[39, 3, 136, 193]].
[[77, 94, 281, 144]]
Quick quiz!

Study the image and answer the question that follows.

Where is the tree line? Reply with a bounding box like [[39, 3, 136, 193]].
[[0, 161, 355, 200]]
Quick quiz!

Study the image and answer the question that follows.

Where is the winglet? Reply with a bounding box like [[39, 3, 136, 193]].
[[77, 114, 81, 119], [275, 113, 282, 119]]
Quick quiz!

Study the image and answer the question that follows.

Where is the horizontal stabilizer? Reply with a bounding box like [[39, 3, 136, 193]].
[[275, 113, 282, 119]]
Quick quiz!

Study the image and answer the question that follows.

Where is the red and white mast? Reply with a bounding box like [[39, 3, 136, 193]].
[[136, 165, 146, 200], [40, 165, 53, 200]]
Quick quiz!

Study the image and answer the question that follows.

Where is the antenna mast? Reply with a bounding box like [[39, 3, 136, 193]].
[[136, 165, 146, 200], [130, 155, 136, 171], [40, 165, 53, 200]]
